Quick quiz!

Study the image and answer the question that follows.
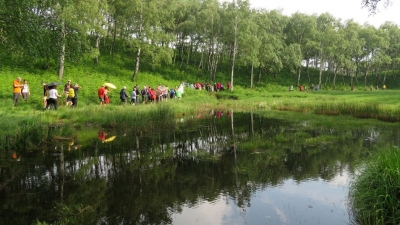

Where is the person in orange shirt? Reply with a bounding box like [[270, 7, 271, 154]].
[[13, 77, 23, 106]]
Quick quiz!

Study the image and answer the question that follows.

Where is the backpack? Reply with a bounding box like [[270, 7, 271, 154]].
[[68, 88, 75, 98]]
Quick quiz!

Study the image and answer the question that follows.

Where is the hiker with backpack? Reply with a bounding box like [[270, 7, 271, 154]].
[[71, 84, 81, 107], [119, 86, 129, 105], [141, 86, 148, 104], [170, 87, 176, 99]]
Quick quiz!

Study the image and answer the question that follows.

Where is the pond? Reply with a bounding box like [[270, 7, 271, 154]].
[[0, 111, 398, 225]]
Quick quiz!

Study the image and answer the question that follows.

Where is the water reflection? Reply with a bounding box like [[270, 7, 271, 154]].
[[171, 173, 350, 225], [98, 130, 117, 143], [0, 111, 398, 225]]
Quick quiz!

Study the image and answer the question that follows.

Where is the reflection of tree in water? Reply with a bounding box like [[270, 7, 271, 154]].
[[0, 112, 398, 224]]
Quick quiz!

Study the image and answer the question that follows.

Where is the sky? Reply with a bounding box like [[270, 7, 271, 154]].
[[248, 0, 400, 27]]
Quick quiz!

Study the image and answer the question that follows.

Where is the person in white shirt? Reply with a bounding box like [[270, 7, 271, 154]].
[[21, 79, 30, 101], [46, 86, 61, 110], [130, 87, 137, 105]]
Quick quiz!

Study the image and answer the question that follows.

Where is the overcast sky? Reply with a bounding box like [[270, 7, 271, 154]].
[[247, 0, 400, 27]]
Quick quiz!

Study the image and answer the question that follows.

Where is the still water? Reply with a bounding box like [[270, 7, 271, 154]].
[[0, 111, 398, 225]]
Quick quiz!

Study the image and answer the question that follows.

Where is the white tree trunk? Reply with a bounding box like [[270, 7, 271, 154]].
[[230, 14, 238, 91], [58, 20, 66, 80], [250, 64, 254, 89]]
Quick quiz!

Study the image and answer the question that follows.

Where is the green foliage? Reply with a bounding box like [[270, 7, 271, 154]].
[[349, 148, 400, 224], [92, 104, 176, 130], [14, 120, 47, 149], [314, 102, 400, 122], [2, 0, 400, 87], [215, 92, 240, 100]]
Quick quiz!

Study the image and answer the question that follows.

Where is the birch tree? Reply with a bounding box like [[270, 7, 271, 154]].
[[54, 0, 108, 79], [359, 25, 387, 86], [315, 13, 338, 89], [285, 13, 317, 85], [380, 22, 400, 83], [255, 10, 287, 83], [196, 0, 221, 82]]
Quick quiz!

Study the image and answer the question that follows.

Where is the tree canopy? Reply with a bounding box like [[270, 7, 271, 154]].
[[0, 0, 399, 88]]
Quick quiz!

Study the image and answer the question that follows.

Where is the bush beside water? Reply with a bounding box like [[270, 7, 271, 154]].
[[349, 148, 400, 224]]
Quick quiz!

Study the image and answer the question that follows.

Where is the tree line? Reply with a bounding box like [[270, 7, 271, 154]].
[[0, 0, 399, 90]]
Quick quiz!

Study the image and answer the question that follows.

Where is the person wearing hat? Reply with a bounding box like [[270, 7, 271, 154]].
[[72, 83, 81, 107]]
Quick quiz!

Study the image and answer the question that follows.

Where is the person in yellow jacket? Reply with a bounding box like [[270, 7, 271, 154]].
[[66, 85, 74, 106]]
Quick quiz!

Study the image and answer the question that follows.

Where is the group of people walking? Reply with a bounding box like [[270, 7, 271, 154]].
[[41, 80, 81, 110], [12, 77, 81, 109], [97, 83, 185, 106], [190, 81, 230, 92], [12, 77, 227, 109], [13, 77, 82, 110]]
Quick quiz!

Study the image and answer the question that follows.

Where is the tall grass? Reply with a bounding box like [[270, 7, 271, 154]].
[[270, 99, 400, 122], [349, 148, 400, 224], [95, 103, 176, 131], [11, 117, 76, 149], [1, 103, 178, 150], [314, 102, 400, 122]]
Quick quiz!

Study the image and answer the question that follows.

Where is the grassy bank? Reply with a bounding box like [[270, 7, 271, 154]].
[[349, 148, 400, 224]]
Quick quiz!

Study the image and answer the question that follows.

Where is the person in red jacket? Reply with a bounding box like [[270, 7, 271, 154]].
[[216, 82, 221, 91], [149, 88, 157, 102], [98, 84, 105, 105]]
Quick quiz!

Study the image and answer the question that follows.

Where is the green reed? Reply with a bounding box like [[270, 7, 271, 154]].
[[237, 134, 275, 152], [12, 119, 76, 149], [64, 103, 177, 131], [349, 148, 400, 224], [269, 101, 400, 123], [14, 120, 47, 149]]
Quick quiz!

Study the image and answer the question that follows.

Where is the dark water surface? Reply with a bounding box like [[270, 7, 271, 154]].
[[1, 111, 398, 225]]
